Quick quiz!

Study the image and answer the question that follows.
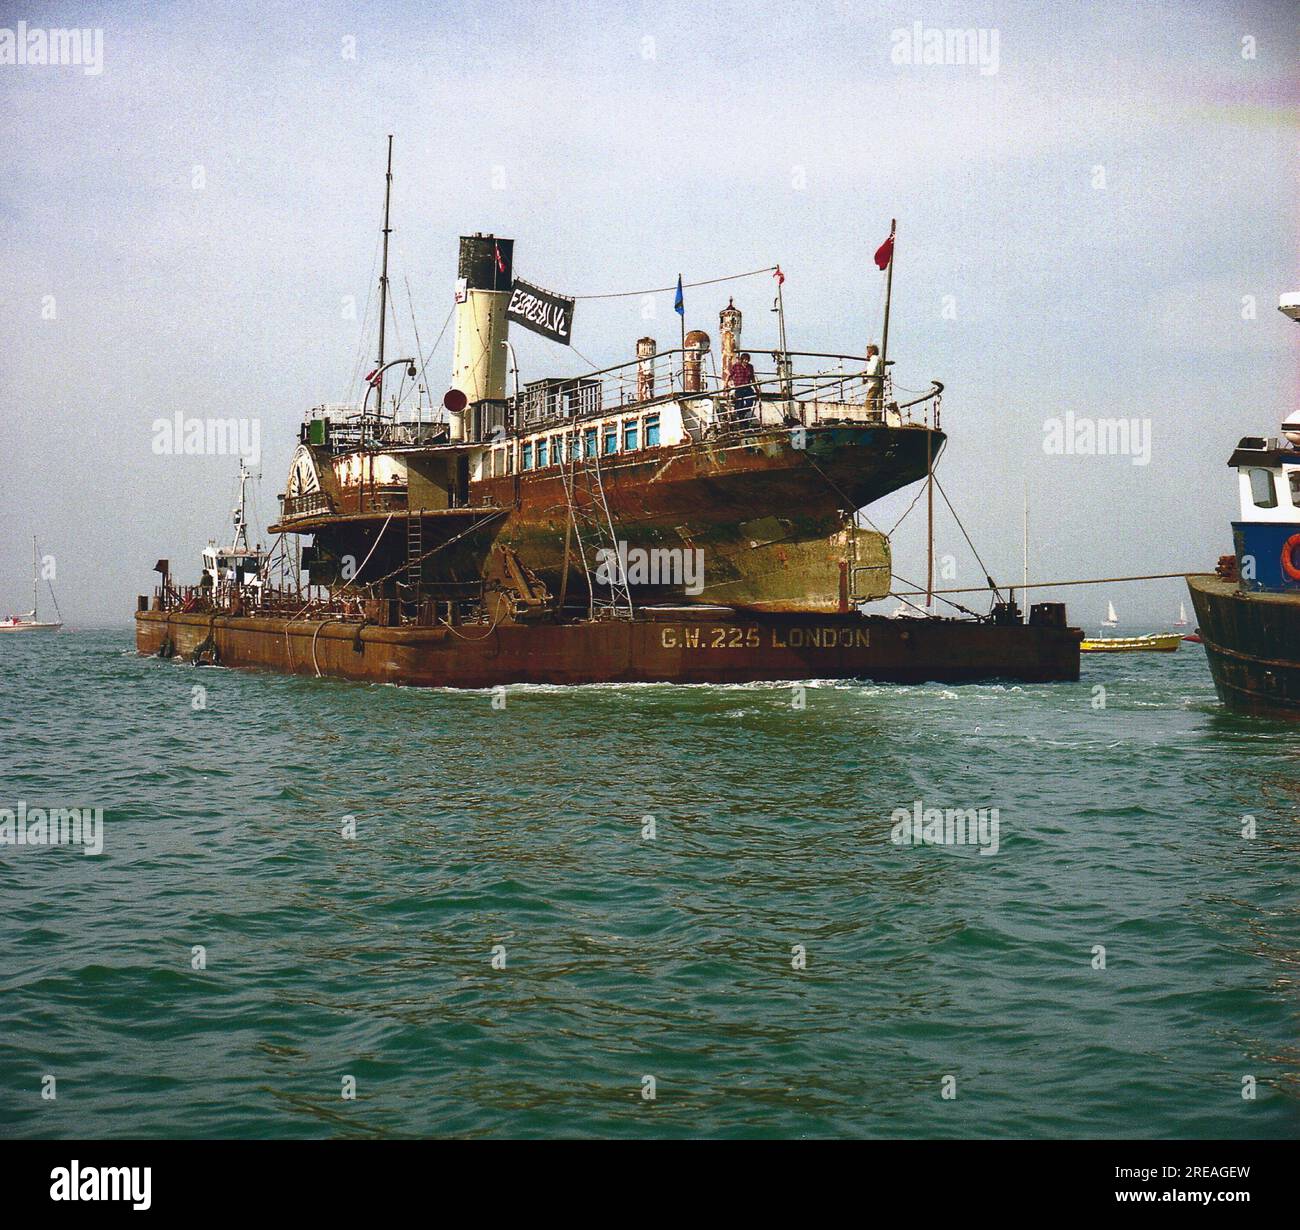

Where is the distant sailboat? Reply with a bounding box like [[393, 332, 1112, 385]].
[[1101, 600, 1118, 629], [0, 538, 63, 633], [1174, 601, 1189, 628]]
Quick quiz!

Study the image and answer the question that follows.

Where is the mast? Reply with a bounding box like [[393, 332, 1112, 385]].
[[32, 536, 38, 618], [375, 134, 394, 416], [678, 271, 685, 357], [925, 427, 934, 608], [774, 273, 793, 417], [1022, 482, 1029, 614], [233, 461, 250, 553], [879, 218, 896, 372]]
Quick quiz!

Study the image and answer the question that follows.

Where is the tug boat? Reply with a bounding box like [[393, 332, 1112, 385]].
[[1185, 293, 1300, 718]]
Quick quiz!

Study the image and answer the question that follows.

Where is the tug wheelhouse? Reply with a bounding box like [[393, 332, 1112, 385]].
[[1228, 432, 1300, 593]]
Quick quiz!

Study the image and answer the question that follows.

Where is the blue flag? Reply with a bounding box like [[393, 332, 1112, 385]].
[[674, 275, 684, 317]]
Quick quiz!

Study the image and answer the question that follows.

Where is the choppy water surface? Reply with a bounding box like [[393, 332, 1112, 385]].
[[1, 629, 1296, 1138]]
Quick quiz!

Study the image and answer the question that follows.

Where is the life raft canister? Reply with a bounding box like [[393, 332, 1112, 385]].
[[1282, 534, 1300, 582]]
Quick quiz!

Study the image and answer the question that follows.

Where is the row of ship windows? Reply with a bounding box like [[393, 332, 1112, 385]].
[[1247, 467, 1300, 509], [519, 414, 661, 472]]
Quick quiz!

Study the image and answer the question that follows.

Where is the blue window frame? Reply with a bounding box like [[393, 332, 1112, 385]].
[[623, 420, 639, 451], [521, 442, 533, 470], [537, 438, 549, 468], [583, 427, 597, 458], [603, 424, 618, 455], [644, 413, 660, 447]]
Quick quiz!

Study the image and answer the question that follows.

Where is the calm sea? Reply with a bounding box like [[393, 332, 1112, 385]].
[[1, 629, 1296, 1139]]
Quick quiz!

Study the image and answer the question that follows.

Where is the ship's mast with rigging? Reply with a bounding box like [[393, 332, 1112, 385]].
[[880, 218, 896, 372], [373, 134, 394, 417], [232, 461, 251, 554]]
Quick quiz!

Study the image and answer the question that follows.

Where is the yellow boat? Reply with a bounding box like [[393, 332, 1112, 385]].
[[1080, 634, 1182, 653]]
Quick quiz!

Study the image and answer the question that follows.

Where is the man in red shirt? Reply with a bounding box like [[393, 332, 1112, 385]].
[[728, 352, 757, 425]]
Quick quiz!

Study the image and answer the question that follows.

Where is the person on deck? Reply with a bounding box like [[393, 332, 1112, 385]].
[[864, 343, 884, 416], [729, 352, 758, 425]]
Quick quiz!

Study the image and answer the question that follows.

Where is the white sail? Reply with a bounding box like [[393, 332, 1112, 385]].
[[1102, 600, 1118, 627], [0, 537, 63, 632]]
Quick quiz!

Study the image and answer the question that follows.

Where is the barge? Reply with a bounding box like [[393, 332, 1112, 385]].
[[135, 604, 1081, 689]]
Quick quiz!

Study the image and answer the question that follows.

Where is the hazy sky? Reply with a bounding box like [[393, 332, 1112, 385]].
[[2, 0, 1296, 626]]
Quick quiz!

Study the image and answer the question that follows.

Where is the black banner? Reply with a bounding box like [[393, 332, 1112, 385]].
[[506, 278, 575, 345]]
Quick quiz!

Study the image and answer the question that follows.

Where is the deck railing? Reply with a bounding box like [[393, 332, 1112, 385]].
[[300, 349, 940, 455], [280, 490, 335, 519]]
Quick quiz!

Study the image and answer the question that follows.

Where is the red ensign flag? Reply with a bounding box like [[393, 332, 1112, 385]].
[[773, 265, 785, 285], [873, 232, 894, 271]]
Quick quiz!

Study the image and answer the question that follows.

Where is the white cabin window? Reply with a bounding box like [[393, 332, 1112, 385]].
[[1248, 468, 1278, 509]]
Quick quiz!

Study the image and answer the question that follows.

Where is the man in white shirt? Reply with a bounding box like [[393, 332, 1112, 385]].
[[864, 343, 883, 416]]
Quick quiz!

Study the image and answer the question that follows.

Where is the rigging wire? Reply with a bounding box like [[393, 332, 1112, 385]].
[[889, 572, 982, 618], [34, 539, 62, 621], [567, 342, 603, 371], [572, 265, 778, 301], [402, 272, 428, 413], [930, 472, 1004, 600], [416, 304, 456, 409], [346, 218, 384, 402], [886, 445, 943, 536], [337, 512, 395, 591], [802, 451, 886, 536], [892, 570, 1199, 597]]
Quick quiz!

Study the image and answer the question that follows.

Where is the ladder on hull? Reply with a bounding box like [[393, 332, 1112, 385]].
[[559, 441, 633, 619], [405, 512, 423, 593]]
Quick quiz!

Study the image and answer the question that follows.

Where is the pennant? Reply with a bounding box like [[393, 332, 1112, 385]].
[[773, 266, 785, 285], [494, 242, 506, 274], [874, 225, 895, 271], [674, 274, 684, 317]]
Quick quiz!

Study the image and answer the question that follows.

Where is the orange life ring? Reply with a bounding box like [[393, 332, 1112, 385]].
[[1282, 534, 1300, 582]]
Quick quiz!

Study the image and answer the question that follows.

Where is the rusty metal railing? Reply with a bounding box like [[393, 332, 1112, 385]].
[[279, 491, 336, 519]]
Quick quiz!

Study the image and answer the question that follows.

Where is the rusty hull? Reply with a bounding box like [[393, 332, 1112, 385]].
[[136, 609, 1082, 688], [477, 423, 937, 612]]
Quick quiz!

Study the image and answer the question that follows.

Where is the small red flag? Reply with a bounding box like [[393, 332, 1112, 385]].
[[873, 232, 894, 271], [773, 265, 785, 285], [365, 369, 381, 387], [494, 242, 506, 274]]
